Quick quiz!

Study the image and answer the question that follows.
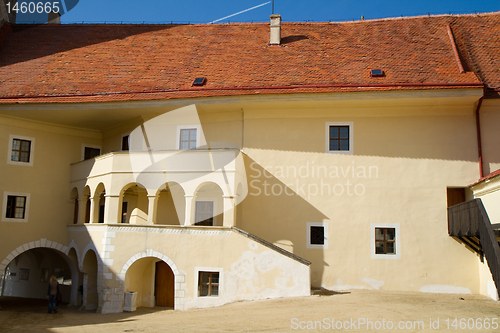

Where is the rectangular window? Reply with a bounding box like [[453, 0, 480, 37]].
[[198, 271, 219, 297], [122, 135, 130, 151], [11, 139, 31, 163], [179, 128, 197, 150], [2, 192, 30, 222], [121, 201, 128, 223], [375, 228, 396, 254], [371, 223, 400, 259], [329, 126, 349, 151], [306, 222, 328, 249], [6, 195, 26, 219], [8, 135, 35, 166], [325, 122, 353, 154], [195, 201, 214, 226], [84, 147, 101, 160], [310, 226, 325, 245]]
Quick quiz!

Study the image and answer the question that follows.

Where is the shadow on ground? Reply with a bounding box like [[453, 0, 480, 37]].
[[0, 296, 171, 332]]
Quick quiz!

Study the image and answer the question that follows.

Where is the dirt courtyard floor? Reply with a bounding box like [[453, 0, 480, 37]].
[[1, 290, 500, 332]]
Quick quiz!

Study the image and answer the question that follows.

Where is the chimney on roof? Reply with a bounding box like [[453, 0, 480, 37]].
[[48, 11, 60, 24], [269, 14, 281, 45]]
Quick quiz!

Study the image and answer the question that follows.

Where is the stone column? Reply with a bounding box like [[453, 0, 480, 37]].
[[147, 195, 158, 224], [184, 195, 196, 226], [88, 196, 96, 223], [103, 195, 120, 224]]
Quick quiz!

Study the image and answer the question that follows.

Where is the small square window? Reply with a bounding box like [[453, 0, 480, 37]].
[[198, 271, 219, 297], [371, 223, 400, 259], [375, 228, 396, 254], [11, 139, 31, 163], [307, 222, 328, 249], [8, 135, 35, 166], [179, 128, 197, 150], [6, 195, 26, 219], [2, 192, 30, 222], [325, 122, 353, 154]]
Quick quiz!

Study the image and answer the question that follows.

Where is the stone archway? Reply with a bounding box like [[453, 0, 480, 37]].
[[119, 250, 185, 310]]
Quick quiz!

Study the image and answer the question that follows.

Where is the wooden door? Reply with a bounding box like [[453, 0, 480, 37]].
[[447, 188, 466, 207], [155, 261, 174, 307]]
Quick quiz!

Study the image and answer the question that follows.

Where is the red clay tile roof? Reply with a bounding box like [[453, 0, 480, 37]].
[[0, 12, 499, 104], [470, 168, 500, 186]]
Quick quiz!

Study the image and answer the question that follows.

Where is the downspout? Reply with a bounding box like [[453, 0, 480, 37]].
[[475, 96, 484, 179]]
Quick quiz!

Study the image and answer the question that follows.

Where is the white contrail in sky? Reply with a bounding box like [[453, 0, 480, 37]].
[[210, 1, 271, 23]]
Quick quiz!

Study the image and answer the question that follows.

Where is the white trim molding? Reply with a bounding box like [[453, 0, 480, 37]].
[[325, 122, 353, 154], [7, 134, 35, 167], [370, 223, 401, 259], [2, 192, 31, 223], [306, 222, 329, 249]]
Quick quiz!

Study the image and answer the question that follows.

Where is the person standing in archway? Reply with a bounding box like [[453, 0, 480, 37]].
[[47, 275, 59, 314]]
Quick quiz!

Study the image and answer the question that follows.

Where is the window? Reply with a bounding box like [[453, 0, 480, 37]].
[[84, 147, 101, 160], [371, 223, 400, 259], [195, 201, 214, 226], [2, 192, 30, 222], [306, 222, 328, 249], [121, 134, 130, 151], [8, 135, 35, 166], [121, 201, 128, 223], [198, 271, 219, 297], [325, 122, 353, 154], [11, 139, 31, 162], [375, 228, 395, 254], [176, 125, 201, 150], [179, 128, 197, 149], [6, 195, 26, 219]]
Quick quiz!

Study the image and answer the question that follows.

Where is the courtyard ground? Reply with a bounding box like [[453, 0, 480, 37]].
[[1, 289, 500, 332]]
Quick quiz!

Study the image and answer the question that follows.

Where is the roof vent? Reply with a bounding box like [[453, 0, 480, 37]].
[[192, 77, 207, 86], [370, 69, 385, 77], [269, 14, 281, 45]]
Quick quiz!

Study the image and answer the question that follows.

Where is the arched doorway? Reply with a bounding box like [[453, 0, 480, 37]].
[[82, 249, 98, 311], [124, 257, 175, 309], [0, 247, 77, 304]]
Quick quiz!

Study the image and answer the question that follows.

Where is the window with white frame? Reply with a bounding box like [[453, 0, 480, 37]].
[[325, 122, 353, 154], [176, 125, 201, 150], [195, 267, 223, 298], [306, 222, 328, 249], [2, 192, 30, 222], [8, 135, 35, 166], [371, 223, 400, 259]]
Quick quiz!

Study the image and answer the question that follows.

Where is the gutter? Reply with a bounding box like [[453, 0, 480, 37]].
[[476, 96, 484, 178], [0, 82, 484, 101]]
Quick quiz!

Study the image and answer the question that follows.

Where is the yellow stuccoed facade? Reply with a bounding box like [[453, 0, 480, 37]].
[[1, 87, 499, 313]]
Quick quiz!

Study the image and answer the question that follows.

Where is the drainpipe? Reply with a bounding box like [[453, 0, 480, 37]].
[[475, 96, 484, 179]]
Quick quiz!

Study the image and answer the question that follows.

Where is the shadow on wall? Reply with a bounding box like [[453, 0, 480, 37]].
[[237, 155, 329, 287]]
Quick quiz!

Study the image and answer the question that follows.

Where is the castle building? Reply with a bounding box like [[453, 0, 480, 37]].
[[0, 12, 499, 313]]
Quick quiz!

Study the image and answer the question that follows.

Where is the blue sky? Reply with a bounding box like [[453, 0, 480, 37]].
[[13, 0, 500, 24]]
